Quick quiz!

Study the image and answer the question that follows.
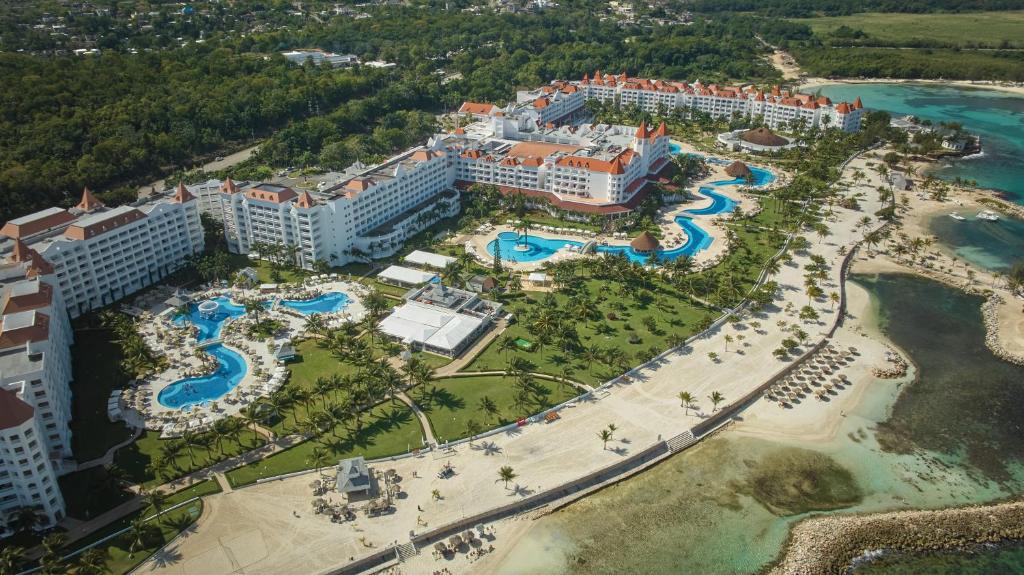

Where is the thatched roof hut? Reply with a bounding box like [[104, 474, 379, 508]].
[[740, 127, 788, 147], [725, 161, 753, 179], [630, 231, 660, 253]]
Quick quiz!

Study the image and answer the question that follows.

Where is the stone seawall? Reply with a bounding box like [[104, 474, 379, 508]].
[[767, 499, 1024, 574], [981, 294, 1024, 366]]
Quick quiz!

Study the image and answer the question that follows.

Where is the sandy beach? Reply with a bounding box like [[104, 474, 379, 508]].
[[798, 77, 1024, 98]]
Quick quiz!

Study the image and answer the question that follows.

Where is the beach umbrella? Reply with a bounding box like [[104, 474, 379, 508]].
[[449, 535, 463, 547]]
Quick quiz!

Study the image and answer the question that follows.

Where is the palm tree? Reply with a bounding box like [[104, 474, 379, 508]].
[[210, 418, 233, 455], [607, 423, 618, 440], [11, 505, 43, 535], [74, 547, 110, 575], [143, 489, 168, 525], [829, 291, 840, 310], [678, 391, 695, 415], [308, 446, 332, 476], [708, 391, 725, 413], [497, 465, 517, 489], [39, 533, 67, 575], [179, 430, 200, 467], [724, 334, 734, 352], [125, 518, 154, 559], [241, 404, 263, 443], [244, 299, 264, 329], [598, 428, 613, 449], [478, 396, 499, 423], [0, 546, 25, 574], [465, 419, 483, 444], [497, 335, 518, 362]]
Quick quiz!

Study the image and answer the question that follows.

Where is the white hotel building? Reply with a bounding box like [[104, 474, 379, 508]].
[[0, 184, 204, 533], [0, 245, 74, 534], [1, 185, 204, 319], [560, 71, 865, 132]]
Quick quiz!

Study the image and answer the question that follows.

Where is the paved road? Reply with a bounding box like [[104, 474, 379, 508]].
[[138, 143, 260, 197]]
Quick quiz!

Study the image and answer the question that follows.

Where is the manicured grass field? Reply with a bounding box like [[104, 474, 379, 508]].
[[414, 375, 581, 443], [113, 428, 266, 489], [464, 279, 710, 386], [412, 351, 453, 370], [792, 11, 1024, 49], [225, 399, 423, 487]]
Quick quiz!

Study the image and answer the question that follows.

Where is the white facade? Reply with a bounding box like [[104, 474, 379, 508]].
[[220, 147, 461, 270], [0, 258, 73, 534], [559, 72, 865, 133], [0, 186, 205, 318]]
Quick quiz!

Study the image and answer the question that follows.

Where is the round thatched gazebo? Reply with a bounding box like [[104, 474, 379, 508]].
[[740, 127, 788, 148], [630, 231, 660, 253], [725, 160, 753, 179]]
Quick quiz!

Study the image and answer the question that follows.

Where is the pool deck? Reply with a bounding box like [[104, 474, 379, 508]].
[[121, 280, 368, 436]]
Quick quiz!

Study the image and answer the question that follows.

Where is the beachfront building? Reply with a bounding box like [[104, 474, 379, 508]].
[[378, 283, 503, 357], [219, 147, 461, 270], [0, 247, 75, 534], [562, 72, 865, 132], [0, 185, 204, 318]]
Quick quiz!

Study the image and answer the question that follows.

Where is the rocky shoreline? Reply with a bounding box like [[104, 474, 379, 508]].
[[766, 499, 1024, 574], [981, 294, 1024, 366]]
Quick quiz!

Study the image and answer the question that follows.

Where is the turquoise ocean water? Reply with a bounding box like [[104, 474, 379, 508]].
[[814, 83, 1024, 205]]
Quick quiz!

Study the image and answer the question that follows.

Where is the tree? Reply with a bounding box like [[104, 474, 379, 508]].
[[39, 533, 67, 575], [678, 391, 695, 415], [465, 419, 483, 443], [598, 428, 613, 449], [708, 391, 725, 413], [11, 505, 44, 535], [241, 404, 263, 443], [478, 396, 499, 423], [143, 489, 168, 525], [125, 518, 156, 559], [497, 465, 517, 489], [75, 547, 110, 575], [607, 423, 618, 440], [0, 546, 25, 575], [308, 445, 332, 476], [724, 334, 733, 352]]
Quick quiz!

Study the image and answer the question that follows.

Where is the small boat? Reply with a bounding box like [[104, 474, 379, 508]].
[[949, 212, 966, 221], [977, 210, 1000, 222]]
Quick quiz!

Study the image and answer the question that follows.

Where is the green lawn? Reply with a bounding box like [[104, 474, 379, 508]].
[[413, 375, 581, 443], [113, 428, 266, 489], [792, 11, 1024, 49], [792, 46, 1024, 82], [412, 351, 453, 370], [464, 278, 710, 385], [225, 399, 424, 487]]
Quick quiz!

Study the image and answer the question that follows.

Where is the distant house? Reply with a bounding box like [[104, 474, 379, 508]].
[[466, 275, 498, 293], [336, 456, 371, 494], [888, 172, 912, 191]]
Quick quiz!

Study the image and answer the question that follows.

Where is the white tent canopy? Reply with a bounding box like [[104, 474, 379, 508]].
[[527, 272, 549, 283], [403, 250, 456, 270], [379, 302, 483, 354], [378, 265, 437, 286]]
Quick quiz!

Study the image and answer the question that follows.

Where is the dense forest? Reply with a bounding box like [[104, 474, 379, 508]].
[[691, 0, 1024, 17], [0, 8, 777, 222]]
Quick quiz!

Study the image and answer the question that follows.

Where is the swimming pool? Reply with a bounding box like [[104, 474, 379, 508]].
[[279, 291, 350, 315], [487, 231, 583, 263], [595, 216, 712, 264], [174, 296, 247, 342], [685, 187, 738, 216], [669, 145, 776, 186], [157, 344, 248, 410]]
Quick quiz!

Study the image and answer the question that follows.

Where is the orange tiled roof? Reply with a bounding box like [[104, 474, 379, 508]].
[[77, 186, 104, 212], [173, 182, 195, 203], [0, 210, 76, 240]]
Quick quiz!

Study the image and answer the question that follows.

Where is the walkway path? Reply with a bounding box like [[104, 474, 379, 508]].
[[395, 391, 437, 446], [75, 426, 143, 471]]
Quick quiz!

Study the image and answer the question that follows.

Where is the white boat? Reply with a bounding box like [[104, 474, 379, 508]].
[[949, 212, 966, 221], [977, 210, 1000, 222]]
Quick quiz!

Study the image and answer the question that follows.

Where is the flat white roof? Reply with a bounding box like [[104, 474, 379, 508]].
[[527, 272, 548, 282], [1, 310, 36, 330], [378, 302, 483, 352], [378, 265, 437, 285], [403, 250, 456, 270]]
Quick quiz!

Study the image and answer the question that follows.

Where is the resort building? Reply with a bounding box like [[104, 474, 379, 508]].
[[0, 185, 205, 318], [378, 283, 503, 357], [219, 145, 461, 269], [402, 250, 456, 271], [717, 127, 800, 154], [552, 72, 865, 132], [377, 265, 438, 288], [0, 247, 74, 534]]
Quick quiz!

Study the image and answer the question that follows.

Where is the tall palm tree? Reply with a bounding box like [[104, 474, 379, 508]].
[[210, 418, 233, 455], [74, 547, 110, 575], [708, 391, 725, 413], [143, 489, 168, 525], [39, 533, 66, 575], [241, 404, 263, 443], [678, 391, 695, 415], [497, 465, 517, 489], [125, 519, 154, 559], [179, 430, 200, 467], [11, 505, 43, 535], [308, 446, 332, 476], [478, 396, 499, 423], [598, 428, 613, 450]]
